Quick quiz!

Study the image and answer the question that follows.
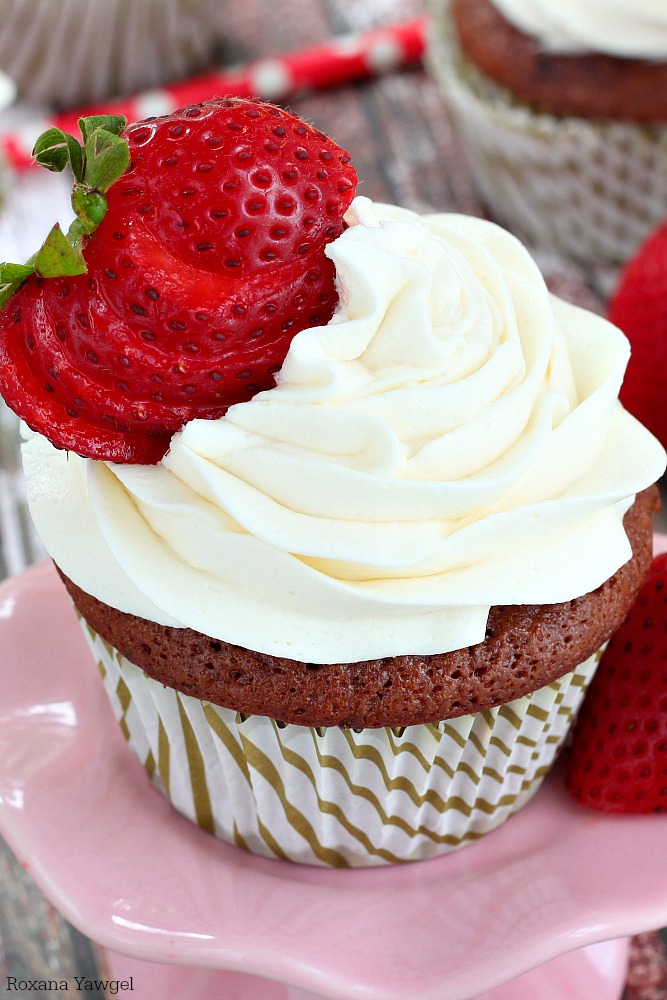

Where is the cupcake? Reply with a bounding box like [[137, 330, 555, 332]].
[[1, 100, 665, 867], [427, 0, 667, 268], [0, 0, 225, 109]]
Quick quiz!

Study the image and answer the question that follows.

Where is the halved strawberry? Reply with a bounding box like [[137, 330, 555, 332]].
[[0, 99, 357, 463], [565, 552, 667, 813]]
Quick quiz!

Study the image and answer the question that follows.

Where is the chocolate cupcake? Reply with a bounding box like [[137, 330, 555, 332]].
[[428, 0, 667, 268], [1, 103, 664, 865], [50, 484, 656, 866], [19, 187, 666, 864]]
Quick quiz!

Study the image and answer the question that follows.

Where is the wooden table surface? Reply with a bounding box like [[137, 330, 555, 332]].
[[0, 0, 665, 996]]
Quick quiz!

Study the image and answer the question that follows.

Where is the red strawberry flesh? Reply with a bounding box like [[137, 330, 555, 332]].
[[566, 552, 667, 814], [608, 222, 667, 453], [121, 104, 354, 275]]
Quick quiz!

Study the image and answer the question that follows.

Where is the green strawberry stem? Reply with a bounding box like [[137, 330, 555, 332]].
[[0, 115, 129, 309]]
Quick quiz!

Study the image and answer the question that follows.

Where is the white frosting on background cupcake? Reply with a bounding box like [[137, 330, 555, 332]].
[[22, 198, 666, 662], [490, 0, 667, 57]]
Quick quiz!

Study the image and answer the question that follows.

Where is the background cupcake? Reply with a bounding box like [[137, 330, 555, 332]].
[[427, 0, 667, 271], [0, 0, 227, 108]]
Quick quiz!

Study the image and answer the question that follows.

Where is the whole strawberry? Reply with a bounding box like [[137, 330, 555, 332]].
[[0, 100, 356, 463], [608, 223, 667, 453], [566, 552, 667, 814]]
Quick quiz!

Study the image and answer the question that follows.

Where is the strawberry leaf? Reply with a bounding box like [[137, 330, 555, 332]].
[[78, 115, 126, 145], [0, 115, 130, 311], [0, 262, 36, 310], [0, 223, 87, 308], [34, 224, 86, 278], [0, 263, 34, 282], [33, 127, 84, 182], [82, 127, 130, 193]]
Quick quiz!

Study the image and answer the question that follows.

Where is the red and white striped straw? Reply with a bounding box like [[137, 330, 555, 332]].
[[1, 17, 426, 172]]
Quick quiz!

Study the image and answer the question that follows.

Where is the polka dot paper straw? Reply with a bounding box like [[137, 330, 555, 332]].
[[1, 18, 426, 171]]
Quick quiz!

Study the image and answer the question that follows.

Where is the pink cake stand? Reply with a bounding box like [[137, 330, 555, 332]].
[[0, 549, 666, 1000]]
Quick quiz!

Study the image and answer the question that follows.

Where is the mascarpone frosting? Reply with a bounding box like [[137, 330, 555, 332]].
[[22, 197, 666, 662], [490, 0, 667, 58]]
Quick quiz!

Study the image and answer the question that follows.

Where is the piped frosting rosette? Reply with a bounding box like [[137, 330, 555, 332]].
[[489, 0, 667, 56], [23, 198, 665, 664], [427, 0, 667, 269]]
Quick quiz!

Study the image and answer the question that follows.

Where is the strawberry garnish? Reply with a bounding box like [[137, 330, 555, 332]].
[[565, 552, 667, 814], [608, 223, 667, 453], [0, 99, 356, 463]]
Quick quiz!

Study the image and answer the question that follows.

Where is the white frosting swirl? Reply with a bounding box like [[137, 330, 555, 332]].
[[490, 0, 667, 57], [22, 198, 666, 663]]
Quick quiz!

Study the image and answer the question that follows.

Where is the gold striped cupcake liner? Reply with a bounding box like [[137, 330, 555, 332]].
[[427, 0, 667, 271], [81, 619, 600, 867]]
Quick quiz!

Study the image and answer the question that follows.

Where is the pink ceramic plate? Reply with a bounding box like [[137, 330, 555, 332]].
[[0, 557, 666, 1000]]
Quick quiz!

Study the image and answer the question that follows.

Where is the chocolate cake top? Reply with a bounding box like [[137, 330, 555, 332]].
[[451, 0, 667, 121]]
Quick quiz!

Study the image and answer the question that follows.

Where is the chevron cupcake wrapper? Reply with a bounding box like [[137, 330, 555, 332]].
[[427, 0, 667, 271], [80, 618, 601, 867]]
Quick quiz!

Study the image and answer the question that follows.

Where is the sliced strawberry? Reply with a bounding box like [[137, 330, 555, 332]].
[[88, 207, 336, 393], [0, 277, 180, 462], [0, 99, 356, 463], [565, 552, 667, 814], [118, 101, 354, 276]]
